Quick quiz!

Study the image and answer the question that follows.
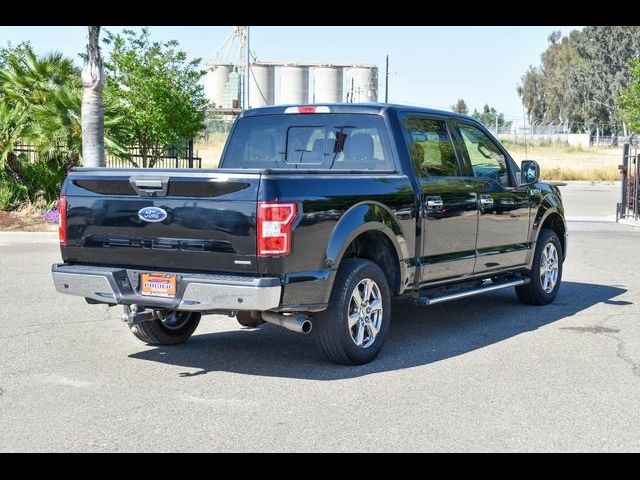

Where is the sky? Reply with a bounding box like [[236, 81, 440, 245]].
[[0, 26, 582, 120]]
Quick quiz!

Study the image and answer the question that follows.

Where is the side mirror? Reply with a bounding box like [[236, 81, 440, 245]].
[[521, 160, 540, 185]]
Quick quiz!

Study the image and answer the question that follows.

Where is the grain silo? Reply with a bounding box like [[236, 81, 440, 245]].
[[225, 70, 241, 108], [280, 65, 310, 104], [204, 64, 232, 108], [313, 66, 344, 103], [347, 66, 378, 103], [249, 64, 275, 108]]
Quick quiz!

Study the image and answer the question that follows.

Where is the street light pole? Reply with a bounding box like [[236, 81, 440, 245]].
[[245, 26, 250, 109], [384, 54, 389, 103]]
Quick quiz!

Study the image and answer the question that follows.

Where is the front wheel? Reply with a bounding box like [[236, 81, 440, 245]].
[[314, 259, 391, 365], [127, 307, 201, 345], [516, 228, 563, 305]]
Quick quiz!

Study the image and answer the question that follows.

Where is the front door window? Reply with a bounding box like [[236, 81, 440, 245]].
[[457, 123, 510, 187]]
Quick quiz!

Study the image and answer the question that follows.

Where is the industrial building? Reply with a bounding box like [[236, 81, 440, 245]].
[[204, 62, 379, 110]]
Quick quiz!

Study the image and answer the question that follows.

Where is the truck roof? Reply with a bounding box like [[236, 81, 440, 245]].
[[240, 103, 472, 120]]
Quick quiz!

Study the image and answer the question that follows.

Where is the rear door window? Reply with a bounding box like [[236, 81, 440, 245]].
[[401, 116, 461, 177], [222, 114, 394, 171]]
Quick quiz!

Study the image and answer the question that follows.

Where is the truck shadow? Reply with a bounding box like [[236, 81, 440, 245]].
[[129, 281, 630, 380]]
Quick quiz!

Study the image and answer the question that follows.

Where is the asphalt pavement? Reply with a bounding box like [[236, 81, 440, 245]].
[[1, 182, 639, 452]]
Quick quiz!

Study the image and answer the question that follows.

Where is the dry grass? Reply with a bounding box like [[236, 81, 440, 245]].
[[506, 144, 623, 181], [195, 133, 228, 169]]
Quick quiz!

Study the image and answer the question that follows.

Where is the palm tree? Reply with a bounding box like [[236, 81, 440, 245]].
[[0, 102, 29, 183], [0, 48, 78, 109], [81, 26, 105, 167]]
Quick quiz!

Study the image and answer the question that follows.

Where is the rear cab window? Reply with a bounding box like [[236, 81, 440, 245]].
[[221, 114, 395, 171]]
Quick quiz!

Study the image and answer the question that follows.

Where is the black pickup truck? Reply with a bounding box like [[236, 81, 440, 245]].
[[52, 104, 567, 365]]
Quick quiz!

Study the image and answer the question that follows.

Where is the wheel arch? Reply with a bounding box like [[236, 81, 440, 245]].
[[530, 194, 567, 266], [540, 212, 566, 257], [326, 202, 409, 295]]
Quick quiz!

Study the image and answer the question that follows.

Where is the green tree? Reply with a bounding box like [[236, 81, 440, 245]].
[[0, 43, 80, 192], [518, 26, 640, 134], [103, 27, 209, 167], [517, 66, 545, 124], [0, 102, 28, 181], [0, 43, 126, 164], [619, 59, 640, 134], [451, 98, 468, 115], [0, 47, 77, 110], [471, 104, 510, 128], [0, 42, 126, 207]]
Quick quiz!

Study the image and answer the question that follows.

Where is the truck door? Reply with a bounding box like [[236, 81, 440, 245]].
[[452, 121, 531, 274], [401, 115, 479, 283]]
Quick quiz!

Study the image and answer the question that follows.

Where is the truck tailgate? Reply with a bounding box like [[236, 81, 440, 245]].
[[62, 169, 260, 274]]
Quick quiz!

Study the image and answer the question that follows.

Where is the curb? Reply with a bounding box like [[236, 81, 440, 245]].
[[618, 218, 640, 228], [0, 231, 58, 245], [566, 215, 617, 223]]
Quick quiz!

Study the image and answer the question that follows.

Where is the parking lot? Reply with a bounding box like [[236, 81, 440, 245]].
[[1, 182, 640, 452]]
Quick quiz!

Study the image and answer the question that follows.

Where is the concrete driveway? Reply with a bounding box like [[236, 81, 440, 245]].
[[1, 182, 639, 452]]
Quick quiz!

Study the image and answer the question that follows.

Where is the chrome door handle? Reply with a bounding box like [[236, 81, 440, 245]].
[[479, 194, 494, 207], [426, 196, 444, 209]]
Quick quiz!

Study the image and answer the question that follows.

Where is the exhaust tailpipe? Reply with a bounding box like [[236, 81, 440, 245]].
[[261, 312, 312, 335]]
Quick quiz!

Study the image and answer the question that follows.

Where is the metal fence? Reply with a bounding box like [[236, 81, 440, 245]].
[[12, 142, 202, 169], [12, 143, 39, 163], [106, 141, 202, 168], [592, 135, 640, 147], [617, 143, 639, 222]]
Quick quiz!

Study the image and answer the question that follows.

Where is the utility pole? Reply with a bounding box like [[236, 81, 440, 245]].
[[384, 54, 389, 103], [244, 26, 250, 109]]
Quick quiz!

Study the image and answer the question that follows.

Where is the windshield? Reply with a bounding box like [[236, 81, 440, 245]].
[[221, 114, 394, 171]]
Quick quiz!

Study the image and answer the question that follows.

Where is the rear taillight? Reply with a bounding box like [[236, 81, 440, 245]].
[[257, 202, 298, 256], [58, 196, 67, 245]]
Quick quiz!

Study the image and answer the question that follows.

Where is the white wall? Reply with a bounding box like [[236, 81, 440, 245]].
[[497, 133, 590, 148]]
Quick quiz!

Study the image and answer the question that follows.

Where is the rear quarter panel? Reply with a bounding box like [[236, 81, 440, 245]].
[[257, 174, 417, 306]]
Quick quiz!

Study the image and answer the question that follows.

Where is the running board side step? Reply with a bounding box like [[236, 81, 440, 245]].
[[414, 278, 529, 306]]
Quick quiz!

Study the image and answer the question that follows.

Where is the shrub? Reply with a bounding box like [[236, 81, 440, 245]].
[[0, 152, 68, 210], [0, 178, 27, 209]]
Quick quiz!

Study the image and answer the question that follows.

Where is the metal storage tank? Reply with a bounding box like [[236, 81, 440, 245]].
[[314, 66, 343, 103], [225, 71, 241, 109], [280, 65, 310, 104], [249, 64, 275, 108], [347, 66, 378, 103], [204, 64, 232, 108]]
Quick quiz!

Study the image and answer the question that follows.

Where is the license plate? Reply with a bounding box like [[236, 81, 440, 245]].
[[140, 273, 177, 298]]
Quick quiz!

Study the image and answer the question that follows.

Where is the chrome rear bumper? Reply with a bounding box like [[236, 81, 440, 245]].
[[51, 264, 282, 312]]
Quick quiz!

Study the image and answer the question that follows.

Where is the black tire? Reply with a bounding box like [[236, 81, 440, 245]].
[[127, 308, 201, 345], [516, 228, 563, 305], [236, 311, 265, 328], [314, 259, 391, 365]]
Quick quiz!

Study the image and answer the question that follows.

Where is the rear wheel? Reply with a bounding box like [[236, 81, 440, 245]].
[[127, 307, 201, 345], [516, 228, 563, 305], [314, 259, 391, 365]]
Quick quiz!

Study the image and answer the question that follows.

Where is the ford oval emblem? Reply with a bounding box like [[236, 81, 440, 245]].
[[138, 206, 168, 223]]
